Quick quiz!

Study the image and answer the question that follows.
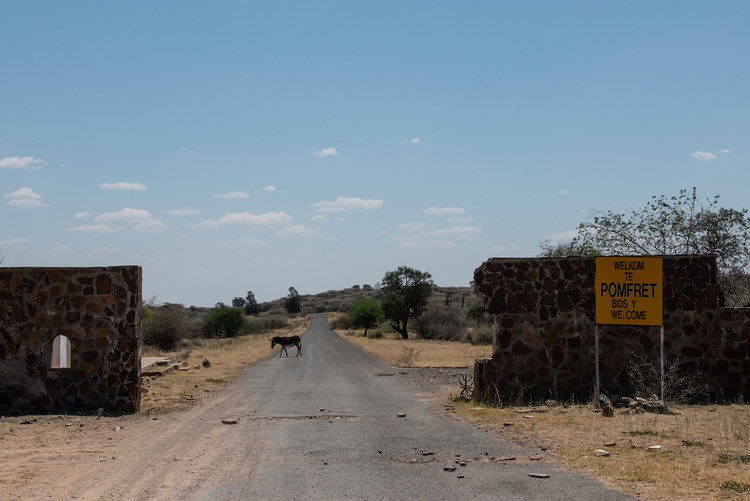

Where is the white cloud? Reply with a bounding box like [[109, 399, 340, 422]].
[[427, 226, 483, 238], [196, 211, 294, 228], [311, 214, 328, 223], [66, 224, 119, 234], [0, 156, 46, 169], [263, 185, 277, 193], [398, 222, 429, 231], [9, 198, 44, 208], [311, 197, 384, 212], [0, 237, 30, 246], [560, 189, 570, 195], [690, 148, 734, 161], [95, 208, 153, 222], [134, 219, 167, 232], [5, 187, 45, 207], [423, 206, 465, 215], [236, 237, 266, 246], [51, 245, 75, 254], [88, 208, 165, 232], [91, 246, 122, 254], [277, 225, 317, 237], [6, 187, 42, 199], [73, 211, 90, 220], [314, 147, 340, 157], [690, 151, 716, 160], [99, 182, 147, 190], [163, 209, 199, 216], [405, 137, 420, 144], [213, 190, 250, 199]]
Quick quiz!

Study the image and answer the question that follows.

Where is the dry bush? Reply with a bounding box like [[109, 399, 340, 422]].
[[412, 297, 466, 341], [398, 347, 420, 366], [626, 351, 709, 403]]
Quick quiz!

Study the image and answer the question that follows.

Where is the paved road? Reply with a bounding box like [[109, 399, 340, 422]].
[[199, 314, 631, 500]]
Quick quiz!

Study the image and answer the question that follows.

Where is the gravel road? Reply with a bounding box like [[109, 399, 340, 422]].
[[4, 314, 632, 500]]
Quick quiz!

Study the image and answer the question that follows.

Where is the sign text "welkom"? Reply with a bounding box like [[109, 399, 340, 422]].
[[595, 257, 663, 326]]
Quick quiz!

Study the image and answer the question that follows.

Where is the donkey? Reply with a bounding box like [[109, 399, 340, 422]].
[[271, 335, 302, 357]]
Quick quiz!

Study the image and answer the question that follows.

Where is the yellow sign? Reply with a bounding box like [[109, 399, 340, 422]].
[[595, 256, 663, 326]]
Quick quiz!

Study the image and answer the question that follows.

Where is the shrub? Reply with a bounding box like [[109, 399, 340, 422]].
[[470, 324, 493, 345], [202, 306, 246, 338], [142, 303, 188, 350], [626, 352, 709, 403], [330, 315, 353, 330], [245, 314, 288, 334], [413, 297, 466, 341]]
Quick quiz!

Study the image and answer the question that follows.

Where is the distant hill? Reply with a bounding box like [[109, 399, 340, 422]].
[[261, 285, 476, 314]]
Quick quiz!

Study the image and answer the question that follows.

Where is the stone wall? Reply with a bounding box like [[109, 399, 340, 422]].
[[472, 256, 750, 403], [0, 266, 142, 414]]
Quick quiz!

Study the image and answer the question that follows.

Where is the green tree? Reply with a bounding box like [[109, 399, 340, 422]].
[[347, 297, 384, 337], [232, 296, 247, 308], [573, 188, 750, 306], [244, 290, 259, 316], [380, 266, 434, 339], [285, 286, 301, 314], [202, 305, 245, 338], [465, 301, 492, 328]]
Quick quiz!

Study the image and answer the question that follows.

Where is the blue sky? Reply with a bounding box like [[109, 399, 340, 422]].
[[2, 2, 748, 306]]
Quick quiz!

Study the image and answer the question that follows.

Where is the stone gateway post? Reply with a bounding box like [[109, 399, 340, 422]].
[[472, 256, 749, 403], [0, 266, 142, 415]]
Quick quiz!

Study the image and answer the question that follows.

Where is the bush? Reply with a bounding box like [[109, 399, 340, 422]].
[[330, 315, 353, 330], [202, 306, 246, 338], [626, 352, 709, 403], [142, 303, 188, 350], [245, 314, 288, 334], [413, 297, 466, 341], [469, 325, 493, 345]]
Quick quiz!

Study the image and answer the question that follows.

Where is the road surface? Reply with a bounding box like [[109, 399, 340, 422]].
[[9, 314, 631, 500]]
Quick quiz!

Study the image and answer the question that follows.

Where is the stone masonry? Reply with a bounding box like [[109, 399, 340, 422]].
[[0, 266, 142, 414], [472, 256, 750, 403]]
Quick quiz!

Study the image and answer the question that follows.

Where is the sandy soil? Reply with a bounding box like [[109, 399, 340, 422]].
[[0, 367, 465, 501], [0, 378, 272, 501]]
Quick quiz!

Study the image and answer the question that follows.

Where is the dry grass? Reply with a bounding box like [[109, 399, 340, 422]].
[[335, 328, 492, 367], [457, 402, 750, 500], [140, 315, 310, 414]]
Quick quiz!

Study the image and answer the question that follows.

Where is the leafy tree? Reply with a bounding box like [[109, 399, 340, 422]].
[[232, 296, 247, 308], [285, 286, 301, 314], [538, 239, 600, 257], [347, 297, 384, 337], [244, 290, 259, 316], [202, 305, 245, 338], [573, 188, 750, 306], [379, 266, 434, 339], [466, 301, 492, 327]]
